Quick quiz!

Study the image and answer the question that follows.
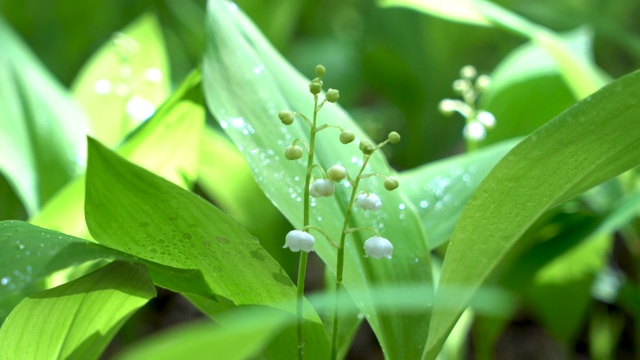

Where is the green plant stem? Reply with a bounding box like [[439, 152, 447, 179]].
[[330, 154, 371, 360], [297, 94, 319, 359]]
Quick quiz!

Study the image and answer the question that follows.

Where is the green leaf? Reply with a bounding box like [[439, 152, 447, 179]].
[[424, 70, 640, 359], [116, 306, 291, 360], [30, 70, 204, 239], [0, 16, 90, 216], [0, 220, 211, 325], [72, 13, 170, 147], [379, 0, 491, 26], [203, 2, 432, 358], [400, 139, 518, 249], [381, 0, 607, 99], [84, 137, 329, 358], [197, 127, 295, 274], [481, 29, 593, 145], [0, 261, 155, 360]]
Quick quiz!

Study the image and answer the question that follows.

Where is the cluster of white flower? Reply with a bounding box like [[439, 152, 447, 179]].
[[279, 65, 397, 261]]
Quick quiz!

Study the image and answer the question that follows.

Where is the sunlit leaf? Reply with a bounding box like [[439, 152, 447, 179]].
[[0, 16, 90, 216], [424, 70, 640, 358], [203, 1, 432, 358], [400, 139, 518, 248], [0, 261, 155, 360], [381, 0, 607, 100], [72, 13, 170, 147], [0, 220, 211, 325], [30, 70, 204, 239], [117, 307, 291, 360], [84, 138, 330, 358], [481, 29, 594, 144]]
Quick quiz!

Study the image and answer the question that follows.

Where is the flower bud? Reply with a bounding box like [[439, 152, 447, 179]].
[[356, 193, 382, 210], [340, 131, 355, 144], [326, 88, 340, 103], [438, 99, 457, 116], [452, 79, 468, 94], [285, 145, 303, 160], [460, 65, 477, 80], [315, 64, 326, 77], [309, 82, 322, 95], [476, 74, 491, 90], [327, 165, 347, 182], [278, 110, 295, 125], [364, 236, 393, 259], [388, 131, 400, 144], [359, 140, 376, 155], [283, 230, 315, 252], [463, 121, 487, 141], [310, 179, 335, 197], [384, 176, 399, 191], [476, 111, 496, 128]]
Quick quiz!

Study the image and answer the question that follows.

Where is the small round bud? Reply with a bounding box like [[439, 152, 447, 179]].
[[327, 165, 347, 182], [477, 111, 496, 128], [326, 88, 340, 103], [438, 99, 457, 116], [452, 79, 468, 94], [460, 65, 477, 80], [278, 110, 295, 125], [285, 145, 303, 160], [315, 64, 326, 77], [463, 121, 487, 141], [476, 74, 491, 90], [384, 176, 399, 191], [388, 131, 401, 144], [364, 236, 393, 259], [309, 82, 322, 95], [359, 140, 376, 155], [310, 179, 335, 197], [284, 230, 315, 252], [340, 131, 355, 144], [356, 193, 382, 211]]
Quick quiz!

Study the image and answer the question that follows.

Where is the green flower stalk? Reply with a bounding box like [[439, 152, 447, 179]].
[[278, 65, 400, 359]]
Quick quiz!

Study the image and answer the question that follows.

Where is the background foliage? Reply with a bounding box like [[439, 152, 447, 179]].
[[1, 0, 640, 359]]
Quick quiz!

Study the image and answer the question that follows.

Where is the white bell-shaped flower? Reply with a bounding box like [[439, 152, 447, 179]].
[[310, 179, 335, 197], [364, 236, 393, 259], [283, 230, 315, 252], [356, 193, 382, 210]]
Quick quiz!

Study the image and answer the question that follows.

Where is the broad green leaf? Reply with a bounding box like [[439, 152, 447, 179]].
[[203, 2, 432, 358], [84, 138, 330, 358], [72, 13, 170, 147], [400, 139, 518, 249], [117, 307, 291, 360], [0, 175, 26, 220], [30, 70, 204, 239], [481, 29, 592, 145], [381, 0, 607, 99], [0, 220, 211, 325], [0, 261, 155, 360], [424, 70, 640, 359], [379, 0, 490, 26], [0, 16, 90, 216], [197, 127, 295, 273]]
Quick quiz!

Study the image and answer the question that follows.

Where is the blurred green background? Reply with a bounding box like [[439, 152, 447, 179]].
[[3, 0, 639, 171]]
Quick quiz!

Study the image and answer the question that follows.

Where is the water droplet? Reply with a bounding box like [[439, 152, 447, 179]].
[[415, 258, 420, 263], [253, 64, 265, 75], [398, 203, 406, 210], [93, 79, 112, 94], [145, 68, 163, 82], [419, 200, 429, 208], [1, 277, 9, 286], [126, 96, 156, 121]]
